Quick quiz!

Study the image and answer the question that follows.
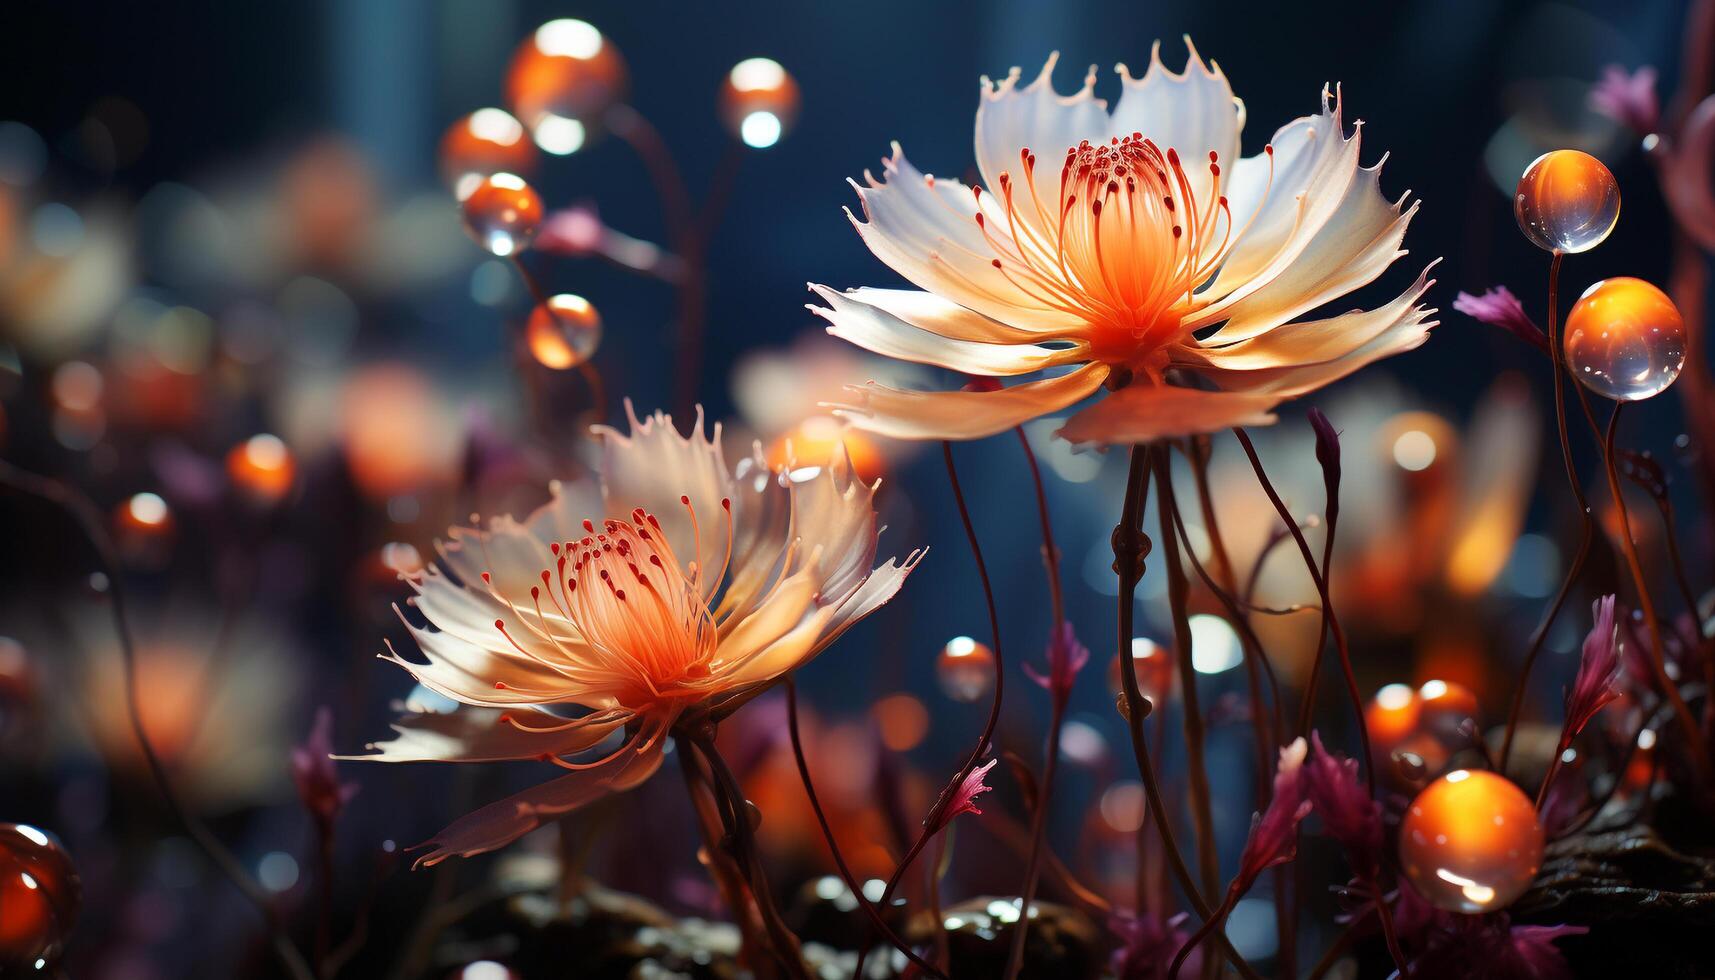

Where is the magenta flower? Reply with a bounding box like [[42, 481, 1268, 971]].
[[1023, 622, 1089, 706], [1110, 910, 1198, 980], [1454, 286, 1549, 354], [1302, 732, 1382, 878], [291, 706, 359, 827], [1234, 738, 1311, 888], [928, 758, 997, 834], [1563, 595, 1621, 743], [1589, 65, 1659, 135]]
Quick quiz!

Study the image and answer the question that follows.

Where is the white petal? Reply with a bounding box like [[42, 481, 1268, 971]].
[[1056, 384, 1281, 445], [828, 362, 1110, 440], [1109, 39, 1245, 209], [344, 706, 631, 763], [973, 53, 1109, 224], [809, 285, 1083, 377]]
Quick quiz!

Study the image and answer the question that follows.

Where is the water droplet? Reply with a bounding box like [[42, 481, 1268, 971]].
[[506, 19, 626, 150], [460, 173, 543, 257], [937, 636, 994, 703], [1398, 770, 1542, 913], [440, 108, 536, 200], [1514, 150, 1620, 254], [719, 58, 799, 149], [526, 294, 602, 370], [1564, 277, 1686, 402], [0, 824, 80, 969]]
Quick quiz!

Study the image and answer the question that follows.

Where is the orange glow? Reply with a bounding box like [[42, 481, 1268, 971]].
[[339, 365, 458, 500], [505, 19, 626, 128], [1399, 769, 1543, 913], [440, 108, 536, 199], [872, 693, 929, 752], [114, 492, 174, 560], [1109, 637, 1173, 704], [765, 415, 884, 483], [525, 293, 602, 370], [1563, 277, 1686, 402], [227, 434, 296, 505], [719, 58, 801, 147], [936, 635, 995, 703], [1365, 683, 1423, 752], [460, 173, 543, 256], [1514, 149, 1620, 254], [1418, 679, 1479, 731], [0, 824, 79, 965]]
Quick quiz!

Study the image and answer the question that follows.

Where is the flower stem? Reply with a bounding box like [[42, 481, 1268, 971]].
[[1003, 424, 1068, 980], [783, 680, 947, 978], [1600, 404, 1712, 780], [1232, 429, 1376, 799]]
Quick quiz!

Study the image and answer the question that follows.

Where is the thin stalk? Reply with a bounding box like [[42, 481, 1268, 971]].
[[1003, 424, 1068, 980], [1232, 430, 1375, 796], [1152, 454, 1220, 904], [1112, 447, 1263, 980], [783, 680, 946, 978], [0, 461, 314, 980], [1600, 405, 1712, 779]]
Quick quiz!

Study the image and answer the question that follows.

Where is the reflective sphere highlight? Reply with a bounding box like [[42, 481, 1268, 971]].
[[1565, 277, 1686, 402], [1514, 150, 1620, 254], [1399, 769, 1544, 913]]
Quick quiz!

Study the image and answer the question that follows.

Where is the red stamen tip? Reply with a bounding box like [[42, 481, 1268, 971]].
[[494, 681, 508, 689]]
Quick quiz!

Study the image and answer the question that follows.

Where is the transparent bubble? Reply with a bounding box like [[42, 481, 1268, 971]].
[[1565, 277, 1686, 401], [526, 294, 602, 369], [1514, 150, 1619, 254], [1398, 770, 1542, 913], [505, 19, 626, 144], [440, 108, 536, 200], [719, 58, 799, 149], [460, 173, 542, 257], [936, 636, 994, 703]]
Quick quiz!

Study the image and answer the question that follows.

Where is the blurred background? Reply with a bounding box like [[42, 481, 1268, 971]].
[[0, 0, 1706, 976]]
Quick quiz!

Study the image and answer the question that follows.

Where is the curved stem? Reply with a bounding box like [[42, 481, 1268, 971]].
[[1232, 430, 1375, 796], [1600, 404, 1712, 779], [0, 461, 314, 980], [783, 680, 946, 978], [1015, 425, 1065, 626], [1168, 889, 1237, 980]]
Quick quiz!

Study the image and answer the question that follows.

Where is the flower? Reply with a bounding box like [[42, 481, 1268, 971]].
[[1233, 737, 1312, 888], [1453, 286, 1548, 354], [1589, 65, 1659, 135], [1562, 595, 1621, 743], [347, 404, 921, 866], [811, 41, 1436, 446], [928, 758, 998, 834], [1023, 621, 1090, 704], [1110, 910, 1198, 980], [291, 706, 358, 827], [1301, 732, 1381, 878]]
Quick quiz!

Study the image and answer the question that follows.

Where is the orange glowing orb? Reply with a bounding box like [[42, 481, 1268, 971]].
[[1399, 769, 1544, 913], [114, 491, 173, 540], [460, 173, 543, 257], [525, 293, 602, 370], [505, 19, 626, 153], [719, 58, 800, 149], [227, 434, 296, 505], [872, 693, 930, 752], [0, 823, 80, 970], [1564, 277, 1686, 402], [765, 415, 884, 482], [1365, 683, 1423, 751], [1514, 149, 1619, 254], [440, 108, 536, 200], [937, 635, 995, 703], [1109, 636, 1174, 706], [1416, 678, 1479, 739]]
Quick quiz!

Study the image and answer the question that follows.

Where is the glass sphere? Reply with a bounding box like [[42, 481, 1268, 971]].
[[227, 434, 296, 505], [525, 294, 602, 370], [1564, 277, 1686, 402], [440, 108, 536, 200], [461, 174, 543, 257], [937, 636, 995, 703], [505, 19, 626, 154], [1514, 150, 1620, 254], [0, 823, 80, 969], [719, 58, 800, 149], [1399, 770, 1543, 913], [1417, 679, 1480, 741], [1109, 637, 1173, 707], [1365, 683, 1422, 755]]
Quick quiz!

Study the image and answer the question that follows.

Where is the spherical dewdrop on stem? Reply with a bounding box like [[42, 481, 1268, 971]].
[[719, 57, 799, 149], [1514, 149, 1620, 254], [525, 294, 602, 370], [1399, 769, 1544, 913], [1564, 277, 1686, 401], [505, 18, 626, 155], [439, 108, 536, 200], [937, 635, 995, 703], [460, 173, 543, 257]]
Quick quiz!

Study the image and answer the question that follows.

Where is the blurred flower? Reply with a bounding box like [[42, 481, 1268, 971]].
[[1588, 65, 1659, 135], [812, 42, 1434, 445], [927, 758, 996, 834], [290, 707, 358, 827], [1454, 286, 1548, 355], [349, 405, 920, 865], [1301, 732, 1381, 878], [1023, 621, 1089, 705], [1234, 737, 1311, 888], [1562, 596, 1621, 743], [1109, 910, 1198, 980]]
